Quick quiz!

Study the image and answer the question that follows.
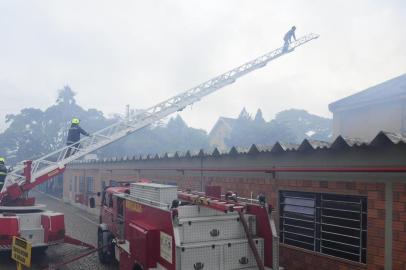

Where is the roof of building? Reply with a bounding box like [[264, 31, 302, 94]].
[[71, 131, 406, 165], [208, 117, 236, 135], [329, 74, 406, 112]]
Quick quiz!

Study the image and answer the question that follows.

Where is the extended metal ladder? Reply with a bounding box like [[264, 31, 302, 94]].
[[1, 33, 319, 199], [177, 190, 246, 212]]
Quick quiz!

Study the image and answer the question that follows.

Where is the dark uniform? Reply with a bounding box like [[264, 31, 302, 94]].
[[0, 162, 7, 191], [283, 26, 297, 51], [65, 123, 90, 158]]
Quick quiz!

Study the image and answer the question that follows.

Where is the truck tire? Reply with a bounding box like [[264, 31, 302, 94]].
[[33, 246, 48, 254], [98, 228, 115, 264], [133, 264, 143, 270]]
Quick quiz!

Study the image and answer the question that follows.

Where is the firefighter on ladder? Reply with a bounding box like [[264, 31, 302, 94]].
[[0, 157, 7, 191], [65, 118, 90, 158], [283, 26, 297, 52]]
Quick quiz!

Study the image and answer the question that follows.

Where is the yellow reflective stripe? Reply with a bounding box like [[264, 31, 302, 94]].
[[0, 172, 6, 175]]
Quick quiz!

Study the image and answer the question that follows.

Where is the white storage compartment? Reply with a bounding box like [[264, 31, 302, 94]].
[[176, 243, 222, 270], [18, 213, 42, 229], [130, 183, 178, 205], [176, 215, 256, 244], [223, 238, 264, 270], [20, 228, 45, 246]]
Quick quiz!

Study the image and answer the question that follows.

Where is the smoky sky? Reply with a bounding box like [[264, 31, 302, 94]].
[[0, 0, 405, 131]]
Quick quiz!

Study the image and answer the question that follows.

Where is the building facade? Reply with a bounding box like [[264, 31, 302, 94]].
[[329, 74, 406, 141], [62, 131, 406, 270], [208, 116, 237, 150]]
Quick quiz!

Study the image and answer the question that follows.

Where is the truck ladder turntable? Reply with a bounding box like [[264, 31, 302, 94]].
[[0, 33, 319, 205]]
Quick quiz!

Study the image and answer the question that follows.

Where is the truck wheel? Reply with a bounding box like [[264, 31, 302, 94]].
[[98, 229, 115, 264], [33, 246, 48, 255], [133, 264, 143, 270]]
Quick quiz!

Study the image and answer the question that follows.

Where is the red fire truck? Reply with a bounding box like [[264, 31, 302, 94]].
[[0, 161, 92, 251], [96, 182, 280, 270]]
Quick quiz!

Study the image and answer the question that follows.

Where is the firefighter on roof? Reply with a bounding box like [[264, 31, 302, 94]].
[[0, 157, 7, 191], [65, 118, 90, 158]]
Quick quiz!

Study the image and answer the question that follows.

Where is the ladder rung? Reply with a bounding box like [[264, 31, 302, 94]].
[[95, 134, 111, 140]]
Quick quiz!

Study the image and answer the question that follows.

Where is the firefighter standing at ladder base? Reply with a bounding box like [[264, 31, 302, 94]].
[[283, 26, 297, 52], [65, 118, 90, 158], [0, 157, 7, 191]]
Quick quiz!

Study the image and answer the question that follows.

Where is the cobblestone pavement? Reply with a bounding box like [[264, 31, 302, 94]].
[[0, 191, 118, 270]]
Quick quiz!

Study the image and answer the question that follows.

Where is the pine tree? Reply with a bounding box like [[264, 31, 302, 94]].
[[254, 109, 266, 124]]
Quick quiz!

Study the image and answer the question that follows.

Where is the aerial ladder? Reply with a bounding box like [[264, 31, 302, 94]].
[[0, 33, 319, 205]]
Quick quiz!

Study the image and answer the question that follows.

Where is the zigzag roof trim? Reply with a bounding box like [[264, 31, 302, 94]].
[[72, 131, 406, 164]]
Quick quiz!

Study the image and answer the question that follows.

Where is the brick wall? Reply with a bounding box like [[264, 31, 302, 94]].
[[393, 183, 406, 270], [63, 164, 406, 270], [203, 177, 383, 270]]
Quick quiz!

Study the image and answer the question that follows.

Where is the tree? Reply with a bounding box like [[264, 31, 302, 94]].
[[223, 108, 332, 148], [238, 107, 251, 121], [254, 109, 266, 124], [0, 85, 331, 165], [56, 86, 76, 105], [0, 86, 111, 164]]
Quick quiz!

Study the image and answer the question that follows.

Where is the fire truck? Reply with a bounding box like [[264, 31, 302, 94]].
[[0, 34, 318, 256], [0, 160, 94, 251], [97, 182, 280, 270]]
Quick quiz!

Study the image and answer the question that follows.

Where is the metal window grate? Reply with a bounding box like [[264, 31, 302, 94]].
[[79, 176, 85, 193], [69, 178, 73, 192], [279, 191, 367, 263], [86, 176, 94, 193], [74, 176, 78, 192]]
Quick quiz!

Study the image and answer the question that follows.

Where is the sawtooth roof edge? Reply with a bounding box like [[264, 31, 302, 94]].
[[69, 131, 406, 165]]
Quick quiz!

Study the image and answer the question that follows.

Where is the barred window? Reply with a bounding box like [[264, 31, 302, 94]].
[[86, 176, 94, 193], [110, 180, 119, 187], [279, 191, 367, 263], [79, 176, 85, 193], [69, 178, 73, 192], [74, 176, 78, 192], [101, 180, 106, 190]]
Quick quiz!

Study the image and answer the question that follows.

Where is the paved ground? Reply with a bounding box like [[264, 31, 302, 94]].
[[0, 191, 118, 270]]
